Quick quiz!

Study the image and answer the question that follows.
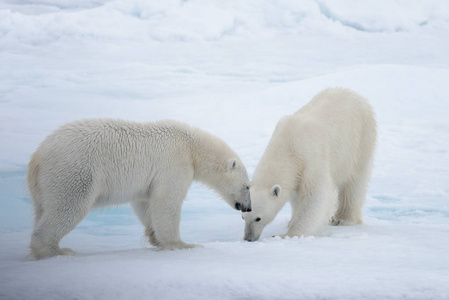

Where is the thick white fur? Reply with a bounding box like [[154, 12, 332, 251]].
[[28, 119, 251, 259], [243, 88, 377, 241]]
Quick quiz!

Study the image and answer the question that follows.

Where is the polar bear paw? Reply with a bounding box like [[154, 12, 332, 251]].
[[331, 217, 341, 226], [160, 241, 203, 251], [331, 217, 361, 226], [59, 248, 77, 256], [272, 233, 296, 239], [29, 246, 76, 260]]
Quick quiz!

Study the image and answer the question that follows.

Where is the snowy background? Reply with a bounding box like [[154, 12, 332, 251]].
[[1, 0, 449, 299]]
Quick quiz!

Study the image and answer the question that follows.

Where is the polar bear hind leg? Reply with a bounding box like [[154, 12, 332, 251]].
[[30, 192, 93, 259], [32, 200, 44, 227], [333, 164, 372, 226]]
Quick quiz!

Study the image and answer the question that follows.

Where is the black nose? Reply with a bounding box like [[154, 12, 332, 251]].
[[235, 202, 251, 212], [235, 203, 252, 212], [235, 202, 242, 210]]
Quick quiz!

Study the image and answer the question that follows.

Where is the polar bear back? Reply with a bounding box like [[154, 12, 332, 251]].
[[33, 119, 202, 206], [254, 88, 376, 189], [299, 88, 376, 182]]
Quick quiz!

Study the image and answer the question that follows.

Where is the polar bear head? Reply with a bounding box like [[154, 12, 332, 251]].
[[215, 158, 252, 213], [226, 158, 252, 212], [242, 184, 283, 241]]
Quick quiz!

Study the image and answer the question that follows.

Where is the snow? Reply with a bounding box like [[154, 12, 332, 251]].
[[1, 0, 449, 299]]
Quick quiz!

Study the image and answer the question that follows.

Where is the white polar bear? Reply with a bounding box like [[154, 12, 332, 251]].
[[28, 119, 251, 259], [243, 88, 377, 241]]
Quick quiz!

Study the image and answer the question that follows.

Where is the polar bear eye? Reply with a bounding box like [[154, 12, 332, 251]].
[[246, 185, 250, 190], [255, 217, 261, 222]]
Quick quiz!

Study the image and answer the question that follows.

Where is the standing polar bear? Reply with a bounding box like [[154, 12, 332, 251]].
[[28, 119, 251, 259], [243, 88, 376, 241]]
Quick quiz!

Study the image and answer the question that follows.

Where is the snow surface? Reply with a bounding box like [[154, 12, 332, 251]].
[[1, 0, 449, 299]]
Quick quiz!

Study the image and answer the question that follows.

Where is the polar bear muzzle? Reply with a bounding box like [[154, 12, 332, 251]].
[[243, 225, 260, 242], [235, 202, 251, 212]]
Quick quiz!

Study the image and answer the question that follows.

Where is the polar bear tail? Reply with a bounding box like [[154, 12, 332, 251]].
[[27, 151, 43, 226]]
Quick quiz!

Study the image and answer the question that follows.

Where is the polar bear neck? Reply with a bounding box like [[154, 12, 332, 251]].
[[189, 130, 239, 192], [252, 135, 303, 194]]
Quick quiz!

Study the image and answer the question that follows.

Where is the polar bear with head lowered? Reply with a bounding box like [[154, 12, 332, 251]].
[[28, 119, 251, 259], [243, 88, 376, 241]]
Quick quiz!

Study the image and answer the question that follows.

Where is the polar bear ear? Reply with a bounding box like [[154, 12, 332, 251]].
[[271, 184, 281, 197], [227, 158, 237, 171]]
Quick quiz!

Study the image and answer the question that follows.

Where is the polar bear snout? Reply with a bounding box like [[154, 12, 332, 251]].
[[233, 183, 252, 212], [242, 205, 252, 212], [243, 236, 257, 242], [235, 202, 252, 212], [243, 228, 260, 242]]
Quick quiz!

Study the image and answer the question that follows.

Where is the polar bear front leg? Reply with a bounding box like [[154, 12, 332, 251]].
[[150, 199, 200, 250], [131, 201, 161, 247], [149, 179, 201, 251], [285, 174, 336, 238]]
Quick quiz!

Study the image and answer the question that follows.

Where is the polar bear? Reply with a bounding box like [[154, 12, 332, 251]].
[[27, 119, 251, 259], [243, 88, 376, 241]]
